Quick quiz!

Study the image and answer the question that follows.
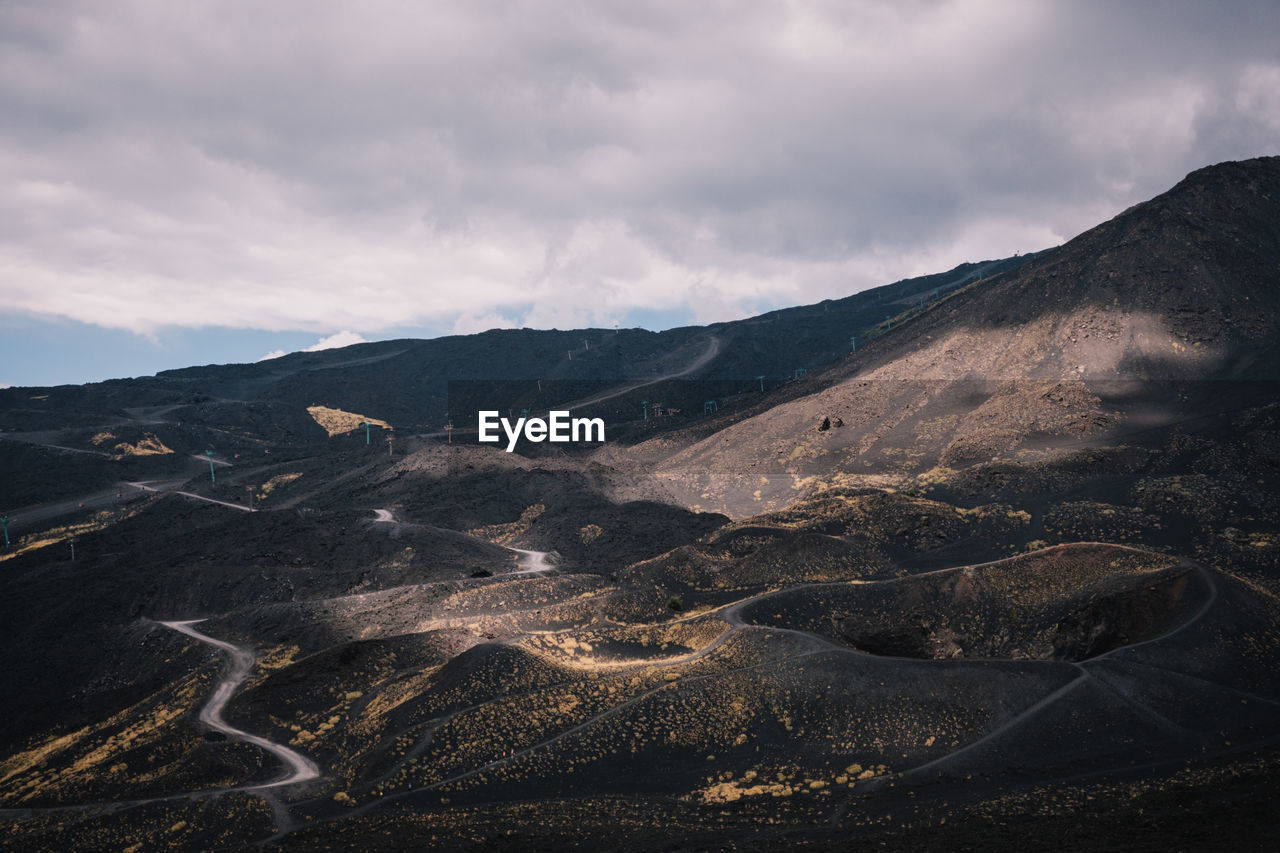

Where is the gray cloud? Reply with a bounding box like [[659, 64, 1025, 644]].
[[1, 0, 1276, 336]]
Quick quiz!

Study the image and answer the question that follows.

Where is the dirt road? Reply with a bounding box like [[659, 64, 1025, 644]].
[[160, 620, 320, 788]]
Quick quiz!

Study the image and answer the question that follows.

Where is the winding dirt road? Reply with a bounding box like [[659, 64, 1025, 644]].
[[160, 620, 319, 789], [510, 547, 556, 574]]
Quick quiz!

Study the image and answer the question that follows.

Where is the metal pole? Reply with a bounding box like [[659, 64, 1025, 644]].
[[850, 336, 857, 352], [363, 422, 371, 445], [206, 450, 216, 483], [757, 375, 764, 392], [1, 516, 8, 548], [69, 537, 75, 561]]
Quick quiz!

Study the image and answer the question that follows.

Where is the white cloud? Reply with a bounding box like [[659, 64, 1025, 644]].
[[1235, 64, 1280, 135], [257, 331, 366, 361], [0, 2, 1275, 339], [452, 312, 517, 336], [303, 330, 367, 352]]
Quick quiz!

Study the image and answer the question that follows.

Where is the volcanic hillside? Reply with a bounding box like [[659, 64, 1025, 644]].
[[1, 157, 1279, 853], [645, 156, 1280, 517], [0, 255, 1030, 453]]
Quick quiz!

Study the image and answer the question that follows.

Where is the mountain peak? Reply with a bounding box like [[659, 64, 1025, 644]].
[[844, 155, 1280, 384]]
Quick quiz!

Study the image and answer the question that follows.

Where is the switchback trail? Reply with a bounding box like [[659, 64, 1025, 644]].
[[160, 620, 320, 789], [0, 624, 321, 826]]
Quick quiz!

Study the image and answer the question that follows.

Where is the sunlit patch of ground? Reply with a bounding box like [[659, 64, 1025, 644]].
[[306, 405, 392, 437]]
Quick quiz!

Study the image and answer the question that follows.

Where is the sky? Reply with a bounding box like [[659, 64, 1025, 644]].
[[1, 1, 1278, 388]]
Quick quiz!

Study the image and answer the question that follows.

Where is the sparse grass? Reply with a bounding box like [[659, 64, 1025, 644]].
[[258, 472, 303, 499], [307, 405, 392, 437], [0, 668, 209, 803], [469, 503, 546, 544], [112, 433, 173, 457], [0, 508, 133, 563]]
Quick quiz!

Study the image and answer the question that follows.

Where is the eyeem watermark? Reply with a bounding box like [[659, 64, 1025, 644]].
[[478, 410, 605, 452]]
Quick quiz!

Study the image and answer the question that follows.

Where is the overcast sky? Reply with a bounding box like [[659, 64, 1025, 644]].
[[2, 0, 1277, 386]]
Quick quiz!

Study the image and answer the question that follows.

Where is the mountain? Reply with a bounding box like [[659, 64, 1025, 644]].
[[854, 156, 1280, 380], [1, 157, 1278, 853], [645, 156, 1280, 517], [0, 255, 1034, 441]]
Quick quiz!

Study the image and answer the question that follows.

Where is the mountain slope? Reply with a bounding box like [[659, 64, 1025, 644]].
[[646, 156, 1280, 516], [856, 155, 1280, 382]]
